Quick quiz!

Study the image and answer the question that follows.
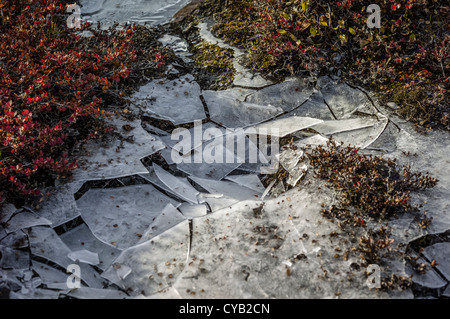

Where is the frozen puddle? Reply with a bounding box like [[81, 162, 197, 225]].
[[1, 10, 450, 299]]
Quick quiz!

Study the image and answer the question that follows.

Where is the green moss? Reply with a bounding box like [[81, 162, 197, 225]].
[[191, 40, 235, 88]]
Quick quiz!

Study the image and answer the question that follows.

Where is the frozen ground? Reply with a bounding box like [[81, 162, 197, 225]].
[[1, 0, 449, 299]]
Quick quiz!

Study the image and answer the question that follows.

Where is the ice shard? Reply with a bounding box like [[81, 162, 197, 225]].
[[59, 223, 120, 272], [131, 74, 206, 125], [73, 118, 165, 182], [101, 220, 190, 297], [152, 163, 199, 204], [77, 185, 180, 250]]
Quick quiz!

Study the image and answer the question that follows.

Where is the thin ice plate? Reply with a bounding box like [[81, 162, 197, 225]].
[[101, 220, 190, 297], [77, 184, 181, 250], [131, 74, 206, 125]]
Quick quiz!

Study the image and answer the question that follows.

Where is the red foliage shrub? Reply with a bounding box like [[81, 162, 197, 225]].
[[0, 0, 165, 205]]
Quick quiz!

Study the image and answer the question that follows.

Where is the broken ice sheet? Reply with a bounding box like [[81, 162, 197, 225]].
[[73, 118, 165, 182], [294, 134, 329, 149], [250, 116, 323, 138], [202, 90, 284, 129], [0, 230, 28, 249], [422, 243, 450, 281], [137, 203, 187, 243], [135, 286, 182, 299], [68, 250, 100, 266], [196, 193, 243, 213], [160, 121, 227, 156], [79, 0, 191, 27], [32, 182, 82, 228], [444, 284, 450, 298], [59, 223, 120, 272], [363, 121, 400, 153], [173, 200, 303, 298], [5, 210, 52, 234], [131, 74, 206, 125], [9, 288, 61, 299], [153, 163, 199, 204], [318, 76, 377, 119], [64, 287, 127, 299], [280, 91, 335, 120], [139, 167, 175, 197], [335, 118, 389, 150], [0, 245, 30, 269], [264, 189, 412, 298], [224, 174, 265, 194], [77, 184, 180, 250], [177, 203, 208, 218], [31, 260, 76, 290], [245, 77, 315, 113], [310, 117, 381, 136], [0, 204, 18, 224], [176, 158, 241, 181], [27, 226, 106, 288], [175, 126, 271, 180], [102, 220, 190, 297], [405, 254, 447, 289], [277, 148, 308, 187], [189, 176, 262, 201]]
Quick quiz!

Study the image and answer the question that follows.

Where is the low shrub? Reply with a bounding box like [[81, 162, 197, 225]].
[[0, 0, 166, 206]]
